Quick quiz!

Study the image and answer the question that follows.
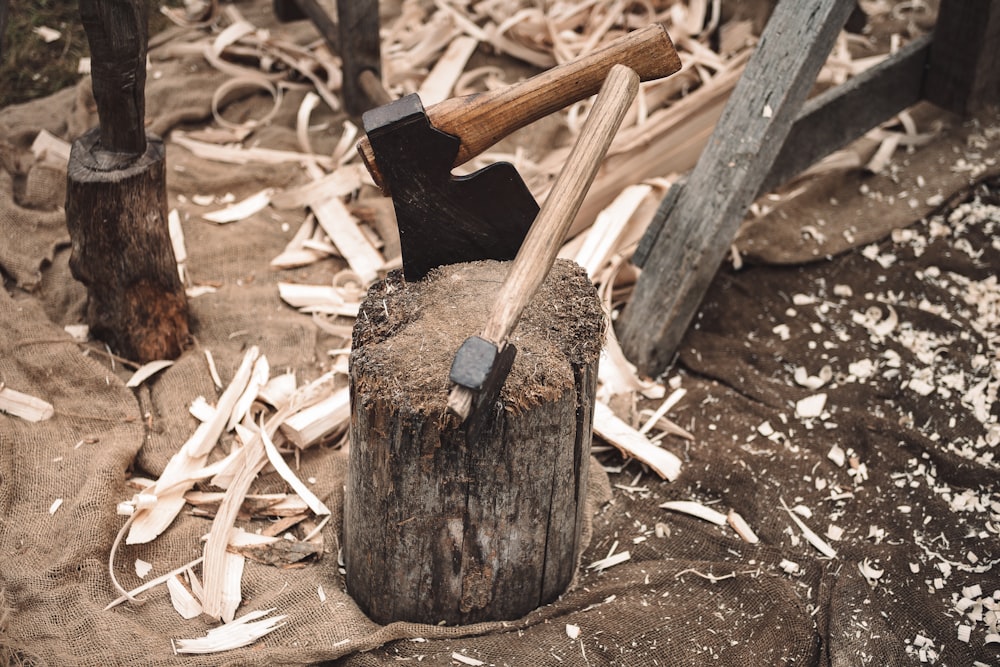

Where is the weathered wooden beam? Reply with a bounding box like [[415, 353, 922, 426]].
[[635, 35, 931, 268], [759, 33, 931, 197], [923, 0, 1000, 114], [620, 0, 856, 377]]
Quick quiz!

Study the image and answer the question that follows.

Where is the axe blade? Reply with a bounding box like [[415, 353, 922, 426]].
[[363, 94, 539, 282]]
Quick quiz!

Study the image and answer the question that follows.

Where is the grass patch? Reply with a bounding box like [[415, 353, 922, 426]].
[[0, 0, 174, 108]]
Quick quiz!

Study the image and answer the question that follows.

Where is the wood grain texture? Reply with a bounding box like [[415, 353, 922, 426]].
[[923, 0, 1000, 113], [358, 24, 680, 189], [345, 260, 603, 625], [619, 0, 856, 377], [65, 129, 190, 362], [79, 0, 148, 156]]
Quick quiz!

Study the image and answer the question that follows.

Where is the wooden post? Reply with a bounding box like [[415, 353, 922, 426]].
[[337, 0, 388, 115], [619, 0, 856, 377], [66, 0, 189, 362], [345, 259, 603, 625], [923, 0, 1000, 114]]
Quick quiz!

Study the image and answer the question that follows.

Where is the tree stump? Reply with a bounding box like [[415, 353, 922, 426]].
[[65, 0, 190, 362], [65, 131, 189, 362], [345, 259, 604, 625]]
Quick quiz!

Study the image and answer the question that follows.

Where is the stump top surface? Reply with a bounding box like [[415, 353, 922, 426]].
[[351, 258, 604, 413]]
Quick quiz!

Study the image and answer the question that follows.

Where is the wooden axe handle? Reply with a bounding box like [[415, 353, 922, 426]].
[[448, 64, 640, 420], [359, 24, 679, 191]]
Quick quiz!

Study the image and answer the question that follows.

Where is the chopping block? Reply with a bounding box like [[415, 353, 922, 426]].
[[345, 259, 605, 625]]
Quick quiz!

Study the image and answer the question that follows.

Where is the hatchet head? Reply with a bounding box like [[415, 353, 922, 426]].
[[362, 94, 538, 282]]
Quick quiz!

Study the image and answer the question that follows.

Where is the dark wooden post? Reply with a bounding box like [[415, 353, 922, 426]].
[[337, 0, 389, 115], [273, 0, 388, 115], [619, 0, 856, 377], [345, 259, 603, 625], [65, 0, 190, 362], [923, 0, 1000, 114], [0, 0, 9, 65]]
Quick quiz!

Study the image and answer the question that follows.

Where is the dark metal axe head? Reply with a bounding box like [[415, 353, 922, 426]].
[[362, 94, 539, 282], [449, 335, 517, 446]]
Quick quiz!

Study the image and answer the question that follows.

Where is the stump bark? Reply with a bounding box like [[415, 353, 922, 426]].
[[65, 0, 190, 362], [65, 129, 190, 362], [345, 259, 604, 625]]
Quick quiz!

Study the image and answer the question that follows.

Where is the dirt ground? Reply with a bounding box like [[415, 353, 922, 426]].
[[1, 1, 998, 666]]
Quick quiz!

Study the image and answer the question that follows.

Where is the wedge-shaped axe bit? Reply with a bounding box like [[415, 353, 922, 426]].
[[447, 65, 643, 444], [358, 24, 681, 282]]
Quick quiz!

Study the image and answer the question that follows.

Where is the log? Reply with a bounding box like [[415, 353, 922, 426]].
[[345, 259, 604, 625], [67, 0, 189, 362]]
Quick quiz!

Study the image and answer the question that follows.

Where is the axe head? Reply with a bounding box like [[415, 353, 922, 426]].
[[362, 94, 539, 281], [449, 335, 518, 446]]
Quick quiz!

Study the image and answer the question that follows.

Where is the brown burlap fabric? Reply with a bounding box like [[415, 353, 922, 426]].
[[2, 16, 999, 667]]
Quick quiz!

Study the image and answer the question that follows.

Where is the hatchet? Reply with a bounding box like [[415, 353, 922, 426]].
[[358, 24, 681, 281], [446, 64, 640, 441]]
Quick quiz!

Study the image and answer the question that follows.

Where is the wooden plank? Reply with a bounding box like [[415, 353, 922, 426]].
[[759, 34, 931, 196], [619, 0, 856, 376], [923, 0, 1000, 114], [635, 36, 932, 269]]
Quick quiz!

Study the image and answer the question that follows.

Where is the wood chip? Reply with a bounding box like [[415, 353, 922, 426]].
[[727, 510, 760, 544], [125, 360, 175, 388], [779, 497, 837, 559], [587, 549, 631, 571], [278, 386, 350, 449], [659, 500, 727, 526], [259, 422, 330, 516], [277, 283, 361, 318], [310, 194, 384, 285], [202, 188, 273, 223], [173, 608, 286, 654], [30, 129, 71, 166], [418, 35, 479, 105], [172, 131, 334, 169], [126, 347, 260, 545], [0, 385, 55, 422], [135, 559, 153, 578], [167, 575, 203, 620], [593, 402, 681, 481]]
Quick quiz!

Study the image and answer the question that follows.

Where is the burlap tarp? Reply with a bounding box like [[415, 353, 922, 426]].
[[2, 8, 999, 666]]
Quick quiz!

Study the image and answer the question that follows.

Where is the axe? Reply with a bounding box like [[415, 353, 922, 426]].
[[446, 64, 641, 441], [358, 24, 681, 281]]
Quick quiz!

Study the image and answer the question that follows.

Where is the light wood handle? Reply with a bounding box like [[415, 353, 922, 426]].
[[359, 24, 679, 191], [449, 65, 640, 419]]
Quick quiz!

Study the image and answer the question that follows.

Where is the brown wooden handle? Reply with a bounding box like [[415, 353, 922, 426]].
[[359, 24, 680, 191], [448, 65, 640, 419]]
